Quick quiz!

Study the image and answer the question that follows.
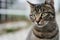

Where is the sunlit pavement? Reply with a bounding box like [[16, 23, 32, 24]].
[[0, 14, 59, 40], [0, 26, 33, 40]]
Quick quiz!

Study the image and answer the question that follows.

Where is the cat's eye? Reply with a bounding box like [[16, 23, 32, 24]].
[[30, 14, 35, 19], [42, 13, 48, 18]]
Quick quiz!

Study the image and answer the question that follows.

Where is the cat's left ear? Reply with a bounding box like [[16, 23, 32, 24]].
[[27, 1, 35, 7], [45, 0, 54, 5]]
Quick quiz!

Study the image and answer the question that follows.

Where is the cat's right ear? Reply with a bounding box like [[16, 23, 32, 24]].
[[27, 1, 35, 7], [45, 0, 54, 5]]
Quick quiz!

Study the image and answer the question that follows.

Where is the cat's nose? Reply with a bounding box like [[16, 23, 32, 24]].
[[36, 19, 39, 23], [36, 17, 40, 22], [36, 17, 42, 23]]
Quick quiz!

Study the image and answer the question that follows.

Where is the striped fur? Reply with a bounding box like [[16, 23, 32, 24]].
[[27, 0, 59, 40]]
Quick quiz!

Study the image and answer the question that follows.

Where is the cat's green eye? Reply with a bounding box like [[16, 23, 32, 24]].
[[30, 14, 35, 19], [42, 13, 48, 18]]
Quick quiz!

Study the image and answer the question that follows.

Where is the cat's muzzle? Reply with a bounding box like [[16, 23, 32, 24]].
[[34, 21, 49, 27]]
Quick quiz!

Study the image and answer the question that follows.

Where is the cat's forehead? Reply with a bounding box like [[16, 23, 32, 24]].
[[35, 3, 44, 7], [36, 3, 51, 8]]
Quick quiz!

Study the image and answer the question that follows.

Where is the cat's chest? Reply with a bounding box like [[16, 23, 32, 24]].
[[27, 30, 58, 40], [26, 25, 59, 40]]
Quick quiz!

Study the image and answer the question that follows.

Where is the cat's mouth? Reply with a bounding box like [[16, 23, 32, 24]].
[[38, 24, 43, 26], [34, 21, 49, 26], [37, 23, 44, 26], [34, 22, 44, 26]]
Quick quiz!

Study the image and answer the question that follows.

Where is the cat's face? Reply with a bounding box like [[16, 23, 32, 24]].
[[28, 1, 55, 26]]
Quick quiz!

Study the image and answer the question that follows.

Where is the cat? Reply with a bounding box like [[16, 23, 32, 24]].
[[26, 0, 59, 40]]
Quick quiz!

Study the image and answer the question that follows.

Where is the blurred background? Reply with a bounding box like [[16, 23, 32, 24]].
[[0, 0, 59, 40]]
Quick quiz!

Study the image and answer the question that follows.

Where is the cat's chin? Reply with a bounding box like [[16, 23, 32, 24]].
[[36, 24, 45, 27]]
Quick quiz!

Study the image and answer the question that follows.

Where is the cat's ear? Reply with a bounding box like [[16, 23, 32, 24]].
[[45, 0, 54, 5], [50, 0, 54, 6], [27, 1, 35, 7]]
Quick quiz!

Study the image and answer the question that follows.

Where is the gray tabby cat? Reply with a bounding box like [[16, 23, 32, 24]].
[[26, 0, 59, 40]]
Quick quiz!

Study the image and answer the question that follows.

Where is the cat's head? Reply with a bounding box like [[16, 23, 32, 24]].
[[27, 0, 55, 26]]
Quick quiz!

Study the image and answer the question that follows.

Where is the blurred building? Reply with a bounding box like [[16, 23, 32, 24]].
[[0, 0, 14, 9], [0, 0, 16, 23], [0, 0, 29, 23]]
